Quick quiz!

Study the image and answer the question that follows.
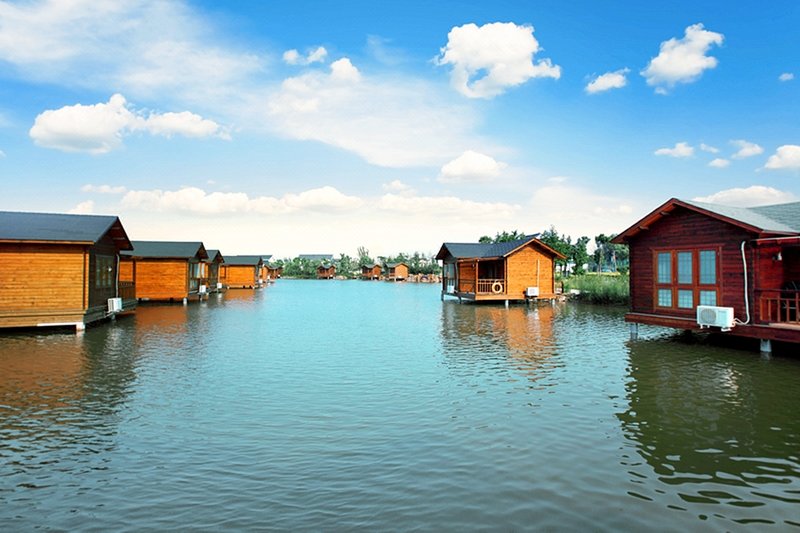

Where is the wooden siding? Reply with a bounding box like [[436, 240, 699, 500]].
[[390, 264, 409, 280], [223, 265, 257, 288], [119, 257, 134, 282], [133, 259, 190, 300], [506, 243, 555, 298], [626, 206, 756, 322]]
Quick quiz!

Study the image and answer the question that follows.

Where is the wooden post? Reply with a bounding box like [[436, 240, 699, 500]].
[[630, 323, 638, 341], [760, 338, 772, 355], [474, 260, 478, 296]]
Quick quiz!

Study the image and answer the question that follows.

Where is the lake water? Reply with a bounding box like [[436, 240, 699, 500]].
[[2, 280, 799, 531]]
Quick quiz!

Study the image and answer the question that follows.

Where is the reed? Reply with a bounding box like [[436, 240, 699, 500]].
[[563, 273, 630, 305]]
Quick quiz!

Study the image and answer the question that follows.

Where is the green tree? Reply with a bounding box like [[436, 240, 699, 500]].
[[479, 230, 527, 243], [356, 246, 373, 267], [336, 253, 356, 278]]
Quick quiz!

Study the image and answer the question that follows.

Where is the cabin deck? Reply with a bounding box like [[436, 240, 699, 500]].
[[624, 312, 800, 343]]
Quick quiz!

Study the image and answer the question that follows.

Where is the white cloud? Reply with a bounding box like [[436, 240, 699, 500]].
[[585, 68, 629, 94], [267, 58, 480, 167], [81, 184, 127, 194], [435, 22, 560, 99], [708, 158, 730, 168], [642, 23, 724, 93], [68, 200, 94, 214], [654, 142, 694, 158], [693, 186, 797, 207], [382, 180, 415, 196], [283, 46, 328, 65], [29, 94, 227, 153], [764, 145, 800, 170], [699, 143, 719, 153], [0, 149, 5, 158], [779, 73, 794, 82], [730, 139, 763, 159], [377, 193, 519, 219], [438, 150, 507, 183], [121, 185, 362, 215]]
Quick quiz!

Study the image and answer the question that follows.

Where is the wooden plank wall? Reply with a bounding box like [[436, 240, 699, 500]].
[[225, 265, 257, 287], [506, 244, 555, 297], [394, 264, 409, 279], [627, 207, 757, 320], [134, 260, 188, 300], [0, 243, 87, 326]]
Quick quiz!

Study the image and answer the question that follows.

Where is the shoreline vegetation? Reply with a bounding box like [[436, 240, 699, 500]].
[[563, 273, 630, 305]]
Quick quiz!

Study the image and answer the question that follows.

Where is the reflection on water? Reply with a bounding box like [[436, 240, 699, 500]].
[[1, 283, 800, 530], [619, 338, 800, 528]]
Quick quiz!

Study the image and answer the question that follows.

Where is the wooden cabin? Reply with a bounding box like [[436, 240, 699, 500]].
[[221, 255, 262, 289], [612, 198, 800, 350], [257, 254, 273, 284], [204, 249, 225, 292], [265, 263, 282, 282], [361, 263, 382, 280], [317, 262, 336, 279], [120, 241, 208, 302], [0, 211, 135, 331], [436, 235, 565, 303], [385, 262, 409, 281]]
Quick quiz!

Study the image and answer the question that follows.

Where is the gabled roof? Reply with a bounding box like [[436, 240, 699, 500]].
[[122, 241, 207, 259], [361, 262, 382, 269], [0, 210, 132, 250], [260, 254, 272, 261], [224, 255, 263, 266], [385, 262, 407, 268], [435, 234, 565, 261], [317, 262, 334, 269], [299, 254, 333, 261], [612, 198, 800, 243], [206, 249, 224, 263]]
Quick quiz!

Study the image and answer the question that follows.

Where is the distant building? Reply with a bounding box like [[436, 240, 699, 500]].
[[121, 241, 208, 302], [0, 211, 135, 330], [221, 255, 263, 289], [205, 249, 225, 292], [317, 262, 336, 279], [385, 262, 409, 281], [361, 263, 382, 280]]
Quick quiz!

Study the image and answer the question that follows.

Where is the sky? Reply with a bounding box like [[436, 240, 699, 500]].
[[0, 0, 798, 258]]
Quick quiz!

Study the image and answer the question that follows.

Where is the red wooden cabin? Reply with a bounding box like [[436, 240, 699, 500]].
[[613, 198, 800, 351]]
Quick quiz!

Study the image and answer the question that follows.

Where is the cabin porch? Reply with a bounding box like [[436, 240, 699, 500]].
[[443, 259, 532, 301], [754, 240, 800, 327]]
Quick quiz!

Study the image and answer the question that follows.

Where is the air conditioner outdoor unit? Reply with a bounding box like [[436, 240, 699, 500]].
[[107, 297, 123, 313], [216, 282, 223, 289], [526, 287, 540, 297], [697, 305, 735, 331], [199, 284, 208, 294]]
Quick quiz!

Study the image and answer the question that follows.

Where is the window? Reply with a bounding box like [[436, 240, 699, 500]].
[[95, 255, 114, 289], [654, 249, 719, 310]]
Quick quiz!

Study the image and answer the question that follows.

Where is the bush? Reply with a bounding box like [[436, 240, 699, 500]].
[[563, 273, 629, 305]]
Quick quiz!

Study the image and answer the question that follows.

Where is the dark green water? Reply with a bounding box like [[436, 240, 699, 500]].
[[1, 280, 799, 531]]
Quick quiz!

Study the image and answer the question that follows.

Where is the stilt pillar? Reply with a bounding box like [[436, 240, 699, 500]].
[[760, 339, 772, 356], [630, 323, 639, 341]]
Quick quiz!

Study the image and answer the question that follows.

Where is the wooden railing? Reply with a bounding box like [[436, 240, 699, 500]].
[[477, 278, 505, 294], [759, 291, 800, 325], [119, 281, 136, 301]]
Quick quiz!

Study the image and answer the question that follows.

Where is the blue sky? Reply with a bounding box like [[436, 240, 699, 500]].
[[0, 0, 798, 257]]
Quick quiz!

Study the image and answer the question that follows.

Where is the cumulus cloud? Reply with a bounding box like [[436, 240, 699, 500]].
[[121, 185, 362, 215], [267, 57, 479, 167], [378, 193, 519, 219], [438, 150, 507, 183], [435, 22, 560, 99], [764, 145, 800, 170], [68, 200, 94, 214], [693, 186, 797, 207], [29, 94, 228, 153], [81, 184, 127, 194], [585, 68, 629, 94], [283, 46, 328, 65], [382, 180, 415, 196], [699, 143, 719, 153], [642, 23, 724, 94], [654, 142, 694, 158], [708, 158, 730, 168], [730, 139, 763, 159], [779, 73, 794, 82]]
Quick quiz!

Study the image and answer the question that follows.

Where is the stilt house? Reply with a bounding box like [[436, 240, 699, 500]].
[[385, 262, 409, 281], [436, 235, 565, 302], [0, 211, 135, 330], [612, 198, 800, 348], [120, 241, 208, 302], [221, 255, 263, 288], [361, 263, 382, 280], [204, 250, 225, 292], [317, 262, 336, 279]]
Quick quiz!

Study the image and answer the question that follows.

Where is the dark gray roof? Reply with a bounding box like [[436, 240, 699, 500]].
[[224, 255, 262, 266], [385, 262, 407, 268], [437, 234, 550, 260], [122, 241, 206, 259], [0, 210, 131, 248], [206, 249, 223, 262], [299, 254, 333, 261], [260, 254, 273, 261], [683, 199, 799, 233]]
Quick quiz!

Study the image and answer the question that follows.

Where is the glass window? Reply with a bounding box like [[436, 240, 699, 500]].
[[657, 253, 671, 284], [699, 290, 717, 306], [657, 289, 672, 307], [699, 250, 716, 284], [677, 289, 693, 308], [677, 252, 692, 284]]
